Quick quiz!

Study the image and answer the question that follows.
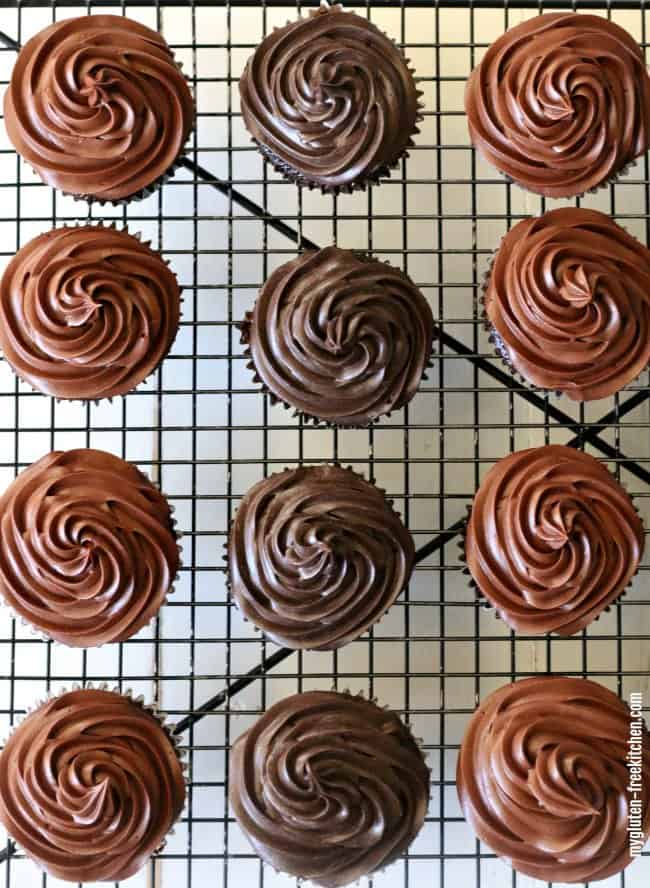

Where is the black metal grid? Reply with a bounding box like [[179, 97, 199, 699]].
[[0, 2, 648, 887]]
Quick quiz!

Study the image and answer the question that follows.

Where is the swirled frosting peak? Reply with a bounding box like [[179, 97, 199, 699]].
[[239, 4, 421, 191], [228, 465, 414, 649], [4, 15, 194, 201], [0, 688, 186, 882], [485, 208, 650, 400], [458, 676, 650, 882], [0, 449, 180, 646], [465, 445, 644, 635], [465, 14, 650, 196], [0, 225, 181, 400], [241, 247, 433, 425], [230, 690, 430, 887]]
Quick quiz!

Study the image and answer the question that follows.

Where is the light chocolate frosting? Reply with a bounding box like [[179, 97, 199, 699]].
[[465, 445, 644, 635], [241, 247, 434, 425], [0, 225, 181, 400], [239, 4, 420, 191], [0, 449, 180, 646], [465, 13, 650, 197], [0, 688, 186, 882], [229, 690, 430, 887], [485, 208, 650, 401], [228, 465, 414, 650], [458, 676, 650, 882], [4, 15, 194, 201]]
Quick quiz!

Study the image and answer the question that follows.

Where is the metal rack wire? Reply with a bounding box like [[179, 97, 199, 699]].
[[0, 1, 648, 886]]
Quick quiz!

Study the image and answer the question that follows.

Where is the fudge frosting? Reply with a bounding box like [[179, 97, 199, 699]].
[[0, 449, 180, 646], [239, 4, 420, 191], [465, 445, 644, 635], [4, 15, 194, 201], [465, 13, 650, 197], [485, 208, 650, 400], [0, 225, 181, 400], [228, 465, 414, 649], [458, 676, 650, 882], [229, 690, 430, 887], [0, 688, 186, 882], [241, 247, 433, 425]]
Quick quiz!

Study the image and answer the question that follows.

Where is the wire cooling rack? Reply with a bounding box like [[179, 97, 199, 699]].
[[0, 2, 648, 887]]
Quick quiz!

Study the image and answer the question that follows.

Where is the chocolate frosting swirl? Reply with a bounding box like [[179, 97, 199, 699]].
[[457, 676, 650, 882], [0, 688, 186, 882], [239, 4, 420, 191], [485, 208, 650, 401], [228, 465, 414, 650], [229, 690, 430, 887], [465, 13, 650, 197], [0, 449, 180, 647], [465, 445, 644, 635], [0, 226, 181, 400], [241, 247, 433, 425], [4, 15, 194, 201]]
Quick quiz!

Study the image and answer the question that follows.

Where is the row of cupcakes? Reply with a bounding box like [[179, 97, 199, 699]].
[[0, 675, 647, 886]]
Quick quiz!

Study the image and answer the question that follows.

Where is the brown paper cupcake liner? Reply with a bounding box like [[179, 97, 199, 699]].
[[4, 221, 183, 405], [0, 462, 183, 648], [459, 484, 644, 635], [224, 463, 415, 649], [238, 251, 435, 430], [0, 682, 188, 860]]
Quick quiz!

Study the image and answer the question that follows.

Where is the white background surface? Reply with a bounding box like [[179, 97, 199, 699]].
[[0, 3, 647, 887]]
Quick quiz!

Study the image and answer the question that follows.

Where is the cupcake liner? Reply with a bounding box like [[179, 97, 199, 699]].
[[224, 463, 415, 649], [479, 217, 650, 401], [460, 481, 644, 635], [0, 682, 188, 862], [0, 459, 183, 648], [4, 220, 183, 404], [238, 251, 435, 429], [246, 5, 425, 195]]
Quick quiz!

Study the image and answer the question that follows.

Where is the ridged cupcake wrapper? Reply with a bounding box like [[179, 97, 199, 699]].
[[0, 682, 188, 861], [0, 461, 183, 649], [238, 252, 435, 430], [460, 486, 644, 636], [223, 463, 415, 651], [59, 57, 196, 208], [4, 220, 183, 404], [247, 4, 425, 195], [480, 218, 650, 401]]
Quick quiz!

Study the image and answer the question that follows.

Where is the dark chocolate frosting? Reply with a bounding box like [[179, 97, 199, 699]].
[[4, 15, 194, 201], [0, 688, 186, 882], [241, 247, 433, 425], [485, 208, 650, 401], [239, 4, 420, 191], [0, 225, 181, 400], [229, 690, 430, 887], [228, 465, 414, 650], [465, 13, 650, 197], [0, 449, 180, 646], [458, 676, 650, 882], [465, 445, 644, 635]]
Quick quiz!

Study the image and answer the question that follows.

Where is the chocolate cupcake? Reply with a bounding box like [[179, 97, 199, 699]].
[[0, 449, 180, 647], [0, 686, 186, 882], [4, 15, 194, 203], [465, 14, 650, 197], [465, 445, 644, 635], [229, 690, 430, 887], [484, 208, 650, 401], [240, 247, 434, 426], [228, 465, 414, 650], [457, 676, 650, 882], [239, 4, 422, 192], [0, 225, 181, 400]]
